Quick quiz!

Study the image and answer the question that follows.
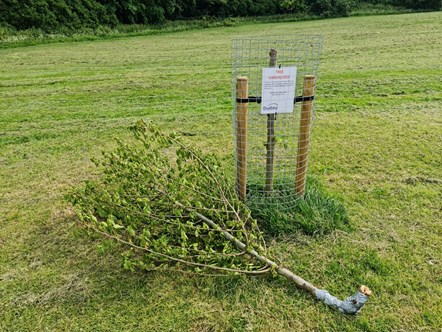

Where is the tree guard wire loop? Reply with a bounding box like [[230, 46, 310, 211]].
[[232, 35, 323, 209]]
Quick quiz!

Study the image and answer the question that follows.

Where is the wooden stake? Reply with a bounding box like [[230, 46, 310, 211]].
[[295, 75, 316, 197], [236, 77, 248, 201], [264, 48, 278, 193]]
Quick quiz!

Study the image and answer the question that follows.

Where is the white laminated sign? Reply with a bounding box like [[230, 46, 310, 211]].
[[261, 66, 297, 114]]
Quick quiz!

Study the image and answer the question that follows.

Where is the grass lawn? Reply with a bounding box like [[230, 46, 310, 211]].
[[1, 11, 441, 331]]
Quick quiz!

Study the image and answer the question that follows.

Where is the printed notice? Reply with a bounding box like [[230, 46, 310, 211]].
[[261, 66, 297, 114]]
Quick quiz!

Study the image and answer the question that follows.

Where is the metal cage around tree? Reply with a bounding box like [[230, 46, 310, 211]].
[[232, 35, 323, 209]]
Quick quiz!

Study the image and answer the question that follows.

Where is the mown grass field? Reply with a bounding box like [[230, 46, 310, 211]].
[[1, 12, 441, 331]]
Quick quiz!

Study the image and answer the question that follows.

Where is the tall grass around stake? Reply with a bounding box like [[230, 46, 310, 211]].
[[248, 177, 352, 237]]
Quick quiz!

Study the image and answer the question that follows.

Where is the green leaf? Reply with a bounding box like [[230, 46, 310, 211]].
[[113, 224, 124, 230], [127, 226, 136, 237]]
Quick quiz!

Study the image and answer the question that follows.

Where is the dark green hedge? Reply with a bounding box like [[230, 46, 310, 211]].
[[0, 0, 440, 31], [0, 0, 117, 31], [356, 0, 441, 10]]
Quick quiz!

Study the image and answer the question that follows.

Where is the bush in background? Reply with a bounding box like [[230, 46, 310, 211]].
[[0, 0, 440, 32]]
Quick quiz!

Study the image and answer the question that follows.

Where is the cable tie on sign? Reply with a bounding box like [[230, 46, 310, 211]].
[[236, 95, 315, 104]]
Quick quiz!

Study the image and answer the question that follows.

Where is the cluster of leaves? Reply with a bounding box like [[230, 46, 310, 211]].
[[68, 120, 268, 275]]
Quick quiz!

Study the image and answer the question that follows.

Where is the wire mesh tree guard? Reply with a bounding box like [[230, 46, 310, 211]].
[[232, 35, 323, 208]]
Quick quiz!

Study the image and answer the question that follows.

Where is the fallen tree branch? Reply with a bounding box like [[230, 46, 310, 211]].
[[195, 210, 372, 315], [69, 120, 371, 316]]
